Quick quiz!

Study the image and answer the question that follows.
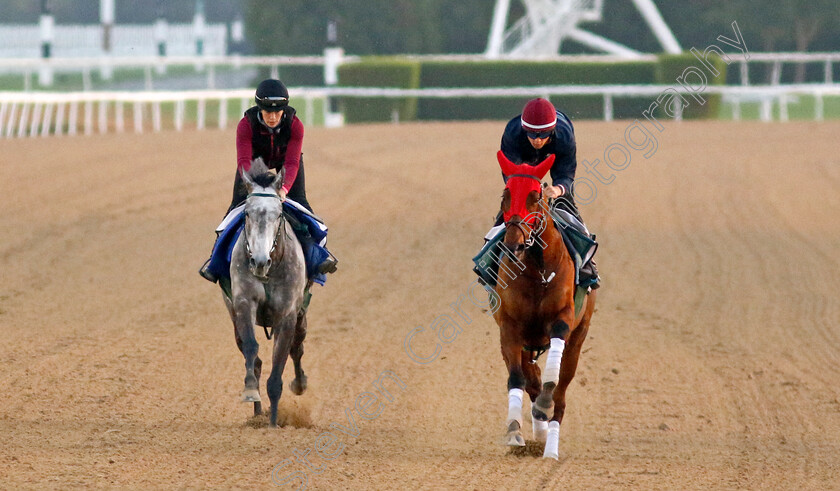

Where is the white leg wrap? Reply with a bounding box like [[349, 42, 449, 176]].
[[507, 388, 524, 426], [543, 421, 561, 459], [532, 417, 548, 441], [542, 338, 565, 385]]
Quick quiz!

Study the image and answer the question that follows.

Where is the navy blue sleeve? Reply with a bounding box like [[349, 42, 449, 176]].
[[499, 117, 521, 183], [549, 113, 576, 191]]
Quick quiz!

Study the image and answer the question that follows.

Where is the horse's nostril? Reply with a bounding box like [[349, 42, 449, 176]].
[[265, 259, 272, 270], [249, 257, 256, 269]]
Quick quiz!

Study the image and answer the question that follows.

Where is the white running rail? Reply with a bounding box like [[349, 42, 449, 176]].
[[1, 83, 838, 139]]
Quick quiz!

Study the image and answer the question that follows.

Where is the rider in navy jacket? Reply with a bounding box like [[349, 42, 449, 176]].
[[500, 104, 577, 194], [497, 98, 599, 288]]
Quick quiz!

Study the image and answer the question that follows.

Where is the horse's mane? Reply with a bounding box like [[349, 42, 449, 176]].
[[245, 157, 280, 189], [252, 172, 277, 188]]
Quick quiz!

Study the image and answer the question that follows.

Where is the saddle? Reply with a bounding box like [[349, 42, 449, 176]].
[[206, 199, 332, 289], [472, 199, 599, 291]]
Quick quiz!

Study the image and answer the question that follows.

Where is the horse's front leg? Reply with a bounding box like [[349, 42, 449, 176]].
[[501, 326, 526, 447], [542, 319, 589, 459], [267, 316, 296, 427], [233, 299, 261, 404], [532, 316, 572, 459], [288, 311, 308, 396]]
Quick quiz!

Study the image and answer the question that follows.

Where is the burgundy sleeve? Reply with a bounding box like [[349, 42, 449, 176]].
[[236, 117, 253, 173], [281, 116, 304, 193]]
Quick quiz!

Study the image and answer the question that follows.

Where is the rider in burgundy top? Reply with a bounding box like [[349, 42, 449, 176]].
[[228, 79, 311, 213], [200, 79, 337, 283]]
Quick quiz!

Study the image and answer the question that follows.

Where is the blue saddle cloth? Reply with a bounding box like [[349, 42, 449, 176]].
[[206, 201, 330, 285]]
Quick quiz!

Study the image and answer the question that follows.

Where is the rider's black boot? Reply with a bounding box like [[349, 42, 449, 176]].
[[199, 258, 218, 283]]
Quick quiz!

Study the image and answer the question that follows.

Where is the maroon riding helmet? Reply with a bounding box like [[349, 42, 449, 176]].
[[520, 98, 557, 138]]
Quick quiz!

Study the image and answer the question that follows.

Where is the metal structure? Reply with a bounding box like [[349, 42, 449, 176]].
[[485, 0, 681, 58]]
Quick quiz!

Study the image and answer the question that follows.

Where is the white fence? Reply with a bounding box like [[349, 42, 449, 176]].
[[2, 52, 839, 90], [0, 24, 228, 59], [1, 84, 838, 139], [0, 89, 329, 138]]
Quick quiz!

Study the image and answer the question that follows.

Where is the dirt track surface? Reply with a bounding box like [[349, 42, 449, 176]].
[[1, 120, 839, 489]]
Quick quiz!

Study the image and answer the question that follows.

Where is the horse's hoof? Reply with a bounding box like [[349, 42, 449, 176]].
[[241, 389, 261, 403], [290, 376, 307, 395], [531, 405, 551, 422], [504, 420, 526, 447], [505, 431, 526, 447]]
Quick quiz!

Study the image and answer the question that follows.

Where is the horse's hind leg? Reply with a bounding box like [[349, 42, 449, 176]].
[[543, 319, 589, 460], [289, 312, 308, 396], [267, 317, 296, 427]]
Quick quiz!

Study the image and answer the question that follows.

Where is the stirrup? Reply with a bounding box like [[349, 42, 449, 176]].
[[317, 254, 338, 275]]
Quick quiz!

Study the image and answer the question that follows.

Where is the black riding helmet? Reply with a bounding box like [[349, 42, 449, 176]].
[[255, 79, 289, 111]]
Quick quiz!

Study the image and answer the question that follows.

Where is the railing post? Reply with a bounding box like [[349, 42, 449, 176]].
[[115, 101, 124, 133], [68, 101, 79, 136], [55, 103, 66, 136], [18, 103, 31, 138], [154, 101, 162, 132], [218, 98, 228, 130], [133, 101, 143, 134], [0, 102, 8, 136], [771, 61, 782, 85], [740, 60, 749, 86], [40, 103, 53, 137], [602, 93, 613, 122], [197, 98, 206, 129], [30, 102, 43, 137], [778, 94, 788, 122], [98, 100, 108, 134], [84, 101, 94, 136], [760, 98, 772, 122], [5, 104, 19, 138], [815, 93, 824, 122]]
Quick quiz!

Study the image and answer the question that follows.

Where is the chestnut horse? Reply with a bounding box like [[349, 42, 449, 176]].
[[492, 151, 597, 459]]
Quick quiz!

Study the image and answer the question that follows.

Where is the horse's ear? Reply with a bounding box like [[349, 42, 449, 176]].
[[240, 166, 255, 193], [274, 167, 286, 194], [532, 154, 555, 179], [497, 150, 519, 176]]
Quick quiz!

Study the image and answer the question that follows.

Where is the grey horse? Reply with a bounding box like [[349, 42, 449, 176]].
[[223, 158, 309, 427]]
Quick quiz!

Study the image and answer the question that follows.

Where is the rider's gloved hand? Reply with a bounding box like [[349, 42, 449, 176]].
[[543, 185, 566, 199]]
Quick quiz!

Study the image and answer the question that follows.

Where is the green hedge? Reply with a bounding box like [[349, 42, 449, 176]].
[[337, 58, 421, 123], [417, 60, 657, 120], [655, 54, 727, 119], [335, 56, 728, 122]]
